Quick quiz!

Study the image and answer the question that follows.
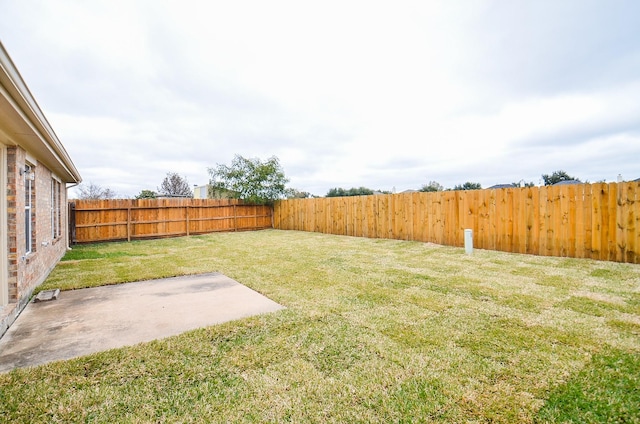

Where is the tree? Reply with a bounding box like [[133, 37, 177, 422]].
[[326, 187, 375, 197], [158, 172, 193, 197], [208, 155, 289, 205], [135, 189, 157, 199], [512, 180, 536, 188], [542, 170, 580, 185], [285, 188, 313, 199], [419, 181, 444, 192], [542, 170, 580, 186], [453, 182, 482, 191], [76, 182, 116, 199]]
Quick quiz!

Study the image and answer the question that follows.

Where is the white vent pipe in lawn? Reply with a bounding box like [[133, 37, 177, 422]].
[[464, 229, 473, 255]]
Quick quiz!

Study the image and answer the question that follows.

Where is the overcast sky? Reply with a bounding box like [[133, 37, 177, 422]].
[[1, 1, 639, 197]]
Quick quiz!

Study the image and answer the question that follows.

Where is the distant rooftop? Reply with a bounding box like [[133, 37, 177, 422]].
[[487, 183, 515, 189], [552, 180, 582, 186]]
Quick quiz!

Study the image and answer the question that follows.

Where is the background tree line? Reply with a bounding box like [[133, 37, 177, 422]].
[[74, 157, 584, 202]]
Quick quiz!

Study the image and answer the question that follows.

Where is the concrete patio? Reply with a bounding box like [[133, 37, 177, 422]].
[[0, 273, 284, 373]]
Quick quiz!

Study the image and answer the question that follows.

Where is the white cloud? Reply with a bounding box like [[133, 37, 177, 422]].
[[2, 0, 640, 197]]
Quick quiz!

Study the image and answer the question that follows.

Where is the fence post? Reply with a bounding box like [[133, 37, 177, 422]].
[[233, 204, 237, 231], [186, 205, 190, 236], [127, 207, 131, 242]]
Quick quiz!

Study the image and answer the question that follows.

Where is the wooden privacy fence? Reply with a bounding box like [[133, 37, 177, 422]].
[[273, 182, 640, 264], [69, 198, 272, 243]]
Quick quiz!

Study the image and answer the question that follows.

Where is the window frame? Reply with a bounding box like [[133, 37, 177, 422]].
[[25, 163, 34, 254], [51, 178, 62, 239]]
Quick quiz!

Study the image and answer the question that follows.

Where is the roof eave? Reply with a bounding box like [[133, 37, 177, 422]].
[[0, 42, 81, 184]]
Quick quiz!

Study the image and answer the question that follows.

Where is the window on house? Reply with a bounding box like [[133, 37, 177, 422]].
[[51, 179, 62, 239], [25, 163, 35, 253]]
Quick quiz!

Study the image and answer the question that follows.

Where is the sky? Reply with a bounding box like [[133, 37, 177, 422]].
[[1, 0, 639, 198]]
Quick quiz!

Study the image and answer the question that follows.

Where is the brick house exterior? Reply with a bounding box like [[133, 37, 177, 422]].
[[0, 42, 81, 337]]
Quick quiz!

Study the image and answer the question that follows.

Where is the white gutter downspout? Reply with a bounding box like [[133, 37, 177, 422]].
[[65, 182, 80, 249]]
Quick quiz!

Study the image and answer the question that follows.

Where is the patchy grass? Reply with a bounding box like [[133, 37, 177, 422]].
[[2, 229, 640, 423], [535, 348, 640, 423]]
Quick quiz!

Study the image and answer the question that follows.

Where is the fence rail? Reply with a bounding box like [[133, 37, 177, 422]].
[[273, 182, 640, 264], [69, 198, 272, 243]]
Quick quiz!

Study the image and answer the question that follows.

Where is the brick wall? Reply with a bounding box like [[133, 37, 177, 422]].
[[1, 145, 68, 336], [6, 146, 17, 302]]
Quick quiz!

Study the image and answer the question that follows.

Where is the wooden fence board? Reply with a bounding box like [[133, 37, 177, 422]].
[[70, 198, 271, 243], [430, 193, 442, 245], [421, 193, 431, 243], [488, 189, 499, 251], [70, 184, 640, 263], [538, 186, 548, 256], [349, 197, 356, 236], [476, 190, 488, 250], [559, 185, 571, 257], [532, 186, 541, 255], [516, 187, 527, 254], [378, 195, 390, 239], [418, 193, 428, 243], [574, 184, 584, 258], [444, 191, 457, 246], [607, 183, 617, 261], [617, 183, 627, 262], [334, 197, 342, 235], [410, 193, 419, 242], [511, 189, 521, 254], [397, 193, 411, 241], [591, 184, 602, 260], [523, 187, 533, 254], [629, 182, 639, 263], [506, 188, 515, 253], [549, 185, 560, 257], [599, 183, 611, 261], [495, 189, 505, 252], [273, 182, 640, 264], [434, 192, 442, 244], [459, 191, 469, 245]]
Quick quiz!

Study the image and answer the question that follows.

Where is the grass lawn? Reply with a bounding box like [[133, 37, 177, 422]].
[[1, 229, 639, 423]]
